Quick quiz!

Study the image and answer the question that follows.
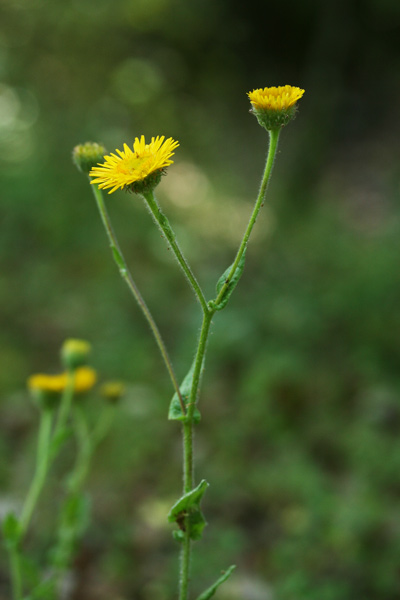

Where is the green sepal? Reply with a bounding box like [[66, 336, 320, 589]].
[[214, 248, 246, 310], [2, 512, 21, 548], [168, 480, 209, 541], [195, 565, 236, 600], [168, 360, 202, 423]]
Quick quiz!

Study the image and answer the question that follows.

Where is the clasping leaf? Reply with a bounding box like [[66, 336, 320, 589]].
[[214, 248, 246, 310], [168, 360, 202, 423], [168, 479, 209, 541]]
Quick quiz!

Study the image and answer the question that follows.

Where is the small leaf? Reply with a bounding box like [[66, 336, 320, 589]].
[[168, 480, 209, 541], [214, 248, 247, 310], [168, 360, 202, 423], [196, 565, 237, 600], [2, 512, 21, 548]]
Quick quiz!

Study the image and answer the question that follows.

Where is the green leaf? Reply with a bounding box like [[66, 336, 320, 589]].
[[2, 512, 21, 548], [168, 480, 209, 541], [196, 565, 236, 600], [168, 360, 202, 423], [214, 248, 247, 310]]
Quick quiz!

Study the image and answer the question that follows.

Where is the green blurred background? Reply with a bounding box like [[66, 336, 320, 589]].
[[1, 0, 400, 598]]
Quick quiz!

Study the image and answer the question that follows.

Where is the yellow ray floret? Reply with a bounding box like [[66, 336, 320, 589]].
[[248, 86, 305, 111], [28, 367, 97, 395], [90, 136, 179, 194]]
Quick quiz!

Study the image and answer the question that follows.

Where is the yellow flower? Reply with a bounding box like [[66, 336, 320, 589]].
[[89, 135, 179, 194], [27, 367, 97, 396], [28, 373, 66, 395], [248, 86, 304, 111], [248, 85, 305, 130], [100, 381, 125, 403], [70, 367, 97, 393]]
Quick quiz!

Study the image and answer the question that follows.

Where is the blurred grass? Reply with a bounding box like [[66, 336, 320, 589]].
[[1, 0, 400, 598]]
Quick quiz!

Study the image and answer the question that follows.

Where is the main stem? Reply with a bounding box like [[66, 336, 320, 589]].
[[91, 185, 186, 417], [179, 309, 214, 600], [214, 128, 280, 306], [178, 130, 281, 599], [142, 191, 209, 315]]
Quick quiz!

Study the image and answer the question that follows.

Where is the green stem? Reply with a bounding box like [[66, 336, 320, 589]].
[[214, 128, 280, 306], [179, 309, 214, 600], [91, 403, 116, 448], [53, 370, 75, 442], [20, 408, 53, 536], [177, 131, 281, 598], [142, 191, 209, 315], [68, 406, 92, 492], [91, 184, 186, 417], [9, 545, 22, 600]]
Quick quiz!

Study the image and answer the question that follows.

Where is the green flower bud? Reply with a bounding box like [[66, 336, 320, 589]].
[[72, 142, 106, 174], [61, 338, 91, 370]]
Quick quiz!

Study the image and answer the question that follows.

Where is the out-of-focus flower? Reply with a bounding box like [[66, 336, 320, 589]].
[[61, 338, 92, 370], [100, 381, 125, 403]]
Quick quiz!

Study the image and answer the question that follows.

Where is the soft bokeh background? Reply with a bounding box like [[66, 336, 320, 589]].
[[1, 0, 400, 598]]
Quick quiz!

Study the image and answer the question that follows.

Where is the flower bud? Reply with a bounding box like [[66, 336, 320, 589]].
[[72, 142, 106, 174], [61, 339, 91, 370], [100, 381, 125, 403]]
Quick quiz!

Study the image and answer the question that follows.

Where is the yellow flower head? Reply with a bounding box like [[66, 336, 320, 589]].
[[27, 367, 97, 405], [248, 85, 305, 130], [72, 367, 97, 393], [90, 135, 179, 195], [100, 381, 125, 403], [28, 373, 66, 395]]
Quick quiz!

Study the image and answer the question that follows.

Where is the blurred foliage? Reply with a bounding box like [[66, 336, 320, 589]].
[[1, 0, 400, 598]]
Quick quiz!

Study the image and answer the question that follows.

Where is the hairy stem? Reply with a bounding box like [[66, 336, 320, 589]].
[[214, 128, 280, 306], [142, 191, 209, 315], [91, 185, 186, 417]]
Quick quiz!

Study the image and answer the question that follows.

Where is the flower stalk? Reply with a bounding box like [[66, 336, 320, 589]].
[[142, 190, 209, 314], [91, 184, 186, 417]]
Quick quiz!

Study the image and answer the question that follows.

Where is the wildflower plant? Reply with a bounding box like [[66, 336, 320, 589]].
[[70, 85, 305, 599], [2, 85, 303, 600], [2, 340, 120, 600]]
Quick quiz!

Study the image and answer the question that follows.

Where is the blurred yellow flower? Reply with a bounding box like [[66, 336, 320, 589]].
[[28, 373, 66, 394], [248, 85, 305, 111], [90, 136, 179, 194], [27, 367, 97, 395], [100, 381, 125, 403], [72, 367, 97, 393]]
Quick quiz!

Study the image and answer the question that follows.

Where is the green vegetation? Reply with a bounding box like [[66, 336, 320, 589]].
[[1, 0, 400, 598]]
